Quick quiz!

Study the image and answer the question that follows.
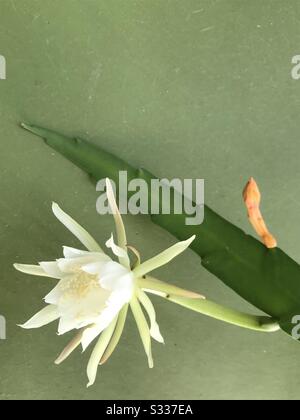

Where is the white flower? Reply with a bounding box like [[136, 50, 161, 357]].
[[14, 178, 198, 387]]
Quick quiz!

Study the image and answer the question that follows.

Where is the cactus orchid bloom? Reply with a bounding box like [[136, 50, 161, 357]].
[[14, 178, 199, 387]]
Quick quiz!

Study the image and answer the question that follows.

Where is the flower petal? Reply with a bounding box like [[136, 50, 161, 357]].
[[99, 261, 133, 297], [81, 296, 127, 351], [55, 329, 84, 365], [39, 261, 63, 279], [105, 178, 130, 268], [106, 234, 128, 260], [63, 246, 91, 259], [57, 253, 110, 274], [19, 305, 59, 329], [130, 295, 153, 368], [133, 235, 196, 278], [58, 315, 82, 335], [55, 284, 111, 334], [100, 304, 128, 365], [137, 289, 164, 344], [81, 323, 104, 351], [44, 280, 65, 305], [81, 308, 120, 352], [14, 263, 54, 278], [81, 261, 108, 275], [52, 202, 103, 252], [86, 316, 118, 387]]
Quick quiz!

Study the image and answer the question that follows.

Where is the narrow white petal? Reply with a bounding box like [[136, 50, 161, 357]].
[[52, 202, 103, 252], [99, 261, 133, 295], [100, 304, 129, 365], [86, 317, 118, 387], [130, 295, 153, 368], [81, 261, 108, 275], [63, 246, 108, 261], [105, 179, 130, 268], [81, 323, 105, 351], [19, 305, 59, 329], [39, 261, 63, 279], [137, 289, 164, 343], [63, 246, 90, 259], [57, 253, 110, 274], [81, 297, 126, 351], [55, 329, 84, 365], [106, 286, 133, 308], [133, 235, 196, 278], [14, 263, 54, 278], [44, 280, 64, 305], [106, 234, 128, 259], [57, 315, 81, 335]]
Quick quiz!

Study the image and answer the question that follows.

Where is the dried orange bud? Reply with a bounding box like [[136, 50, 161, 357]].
[[243, 178, 277, 249]]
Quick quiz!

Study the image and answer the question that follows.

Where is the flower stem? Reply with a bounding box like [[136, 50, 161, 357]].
[[165, 294, 280, 333]]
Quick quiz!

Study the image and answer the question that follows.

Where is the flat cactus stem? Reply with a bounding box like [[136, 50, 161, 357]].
[[21, 123, 300, 339]]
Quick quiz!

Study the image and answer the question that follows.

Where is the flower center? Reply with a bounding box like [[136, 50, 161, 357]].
[[60, 272, 100, 300]]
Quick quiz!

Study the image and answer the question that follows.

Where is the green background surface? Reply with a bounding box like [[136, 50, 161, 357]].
[[1, 0, 300, 400]]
